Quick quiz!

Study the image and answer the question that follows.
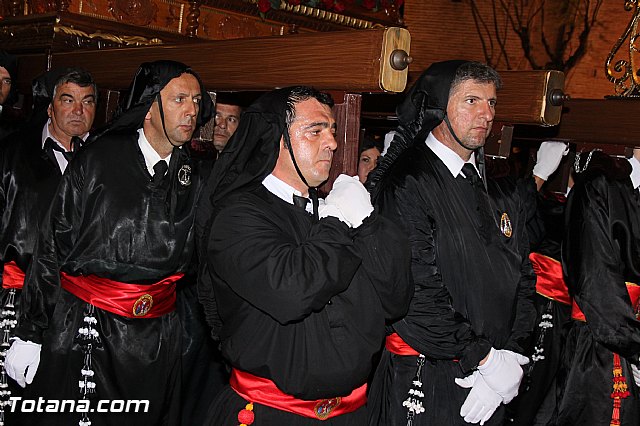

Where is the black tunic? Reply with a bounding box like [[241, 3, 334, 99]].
[[204, 184, 412, 425], [368, 142, 536, 426], [15, 131, 203, 426], [557, 165, 640, 426]]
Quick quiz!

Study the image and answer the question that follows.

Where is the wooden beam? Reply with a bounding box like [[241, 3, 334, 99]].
[[16, 27, 411, 94], [513, 98, 640, 153]]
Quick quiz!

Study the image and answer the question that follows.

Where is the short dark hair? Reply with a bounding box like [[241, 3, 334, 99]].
[[359, 134, 384, 154], [450, 62, 502, 94], [284, 86, 334, 129], [52, 68, 97, 101]]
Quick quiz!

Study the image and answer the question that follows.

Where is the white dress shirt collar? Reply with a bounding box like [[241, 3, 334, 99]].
[[138, 128, 172, 176], [425, 131, 478, 178]]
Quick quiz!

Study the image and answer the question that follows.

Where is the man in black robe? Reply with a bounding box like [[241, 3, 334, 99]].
[[4, 60, 212, 426], [197, 86, 412, 425], [555, 149, 640, 425], [366, 60, 536, 426], [0, 67, 96, 424]]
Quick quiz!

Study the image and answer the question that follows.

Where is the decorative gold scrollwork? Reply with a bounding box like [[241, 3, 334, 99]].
[[605, 0, 640, 96], [54, 25, 164, 46]]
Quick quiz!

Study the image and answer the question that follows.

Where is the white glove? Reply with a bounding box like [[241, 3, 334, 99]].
[[5, 337, 42, 387], [317, 200, 349, 225], [532, 141, 569, 181], [455, 371, 502, 425], [477, 348, 529, 404], [631, 363, 640, 387], [324, 174, 374, 228]]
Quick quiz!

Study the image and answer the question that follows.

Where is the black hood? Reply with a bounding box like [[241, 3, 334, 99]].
[[97, 60, 213, 137], [367, 60, 470, 199], [203, 86, 293, 209]]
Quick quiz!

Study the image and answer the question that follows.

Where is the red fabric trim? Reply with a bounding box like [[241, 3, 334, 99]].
[[529, 253, 571, 305], [385, 332, 420, 356], [60, 271, 182, 318], [229, 369, 367, 420], [2, 261, 25, 289], [572, 282, 640, 322]]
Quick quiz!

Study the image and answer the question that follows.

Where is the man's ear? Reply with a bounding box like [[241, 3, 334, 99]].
[[47, 103, 53, 118]]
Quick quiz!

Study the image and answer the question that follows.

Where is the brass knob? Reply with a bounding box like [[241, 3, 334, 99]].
[[548, 89, 570, 106], [390, 49, 413, 71]]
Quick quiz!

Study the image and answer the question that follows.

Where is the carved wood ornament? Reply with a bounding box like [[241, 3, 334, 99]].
[[108, 0, 158, 26]]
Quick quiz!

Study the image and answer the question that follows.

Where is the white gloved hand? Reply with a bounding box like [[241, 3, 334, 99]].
[[477, 348, 529, 404], [5, 337, 41, 387], [317, 201, 349, 226], [532, 141, 569, 181], [324, 174, 374, 228], [631, 363, 640, 387], [455, 371, 502, 425]]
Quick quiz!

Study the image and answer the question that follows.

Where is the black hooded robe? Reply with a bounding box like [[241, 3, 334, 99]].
[[13, 61, 213, 426], [555, 154, 640, 426], [196, 87, 413, 425], [13, 132, 203, 426], [367, 142, 536, 426]]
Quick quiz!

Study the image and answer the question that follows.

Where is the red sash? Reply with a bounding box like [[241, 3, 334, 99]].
[[529, 252, 571, 305], [229, 369, 367, 420], [571, 282, 640, 322], [60, 271, 183, 318], [385, 332, 420, 356], [2, 261, 26, 289]]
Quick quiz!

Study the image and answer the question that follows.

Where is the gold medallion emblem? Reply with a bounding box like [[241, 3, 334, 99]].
[[500, 212, 512, 238], [132, 294, 154, 317], [314, 397, 341, 420]]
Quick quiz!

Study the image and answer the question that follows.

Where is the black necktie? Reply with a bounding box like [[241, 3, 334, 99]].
[[44, 137, 74, 162], [153, 160, 168, 184], [461, 163, 483, 188], [292, 194, 310, 210], [461, 163, 496, 240]]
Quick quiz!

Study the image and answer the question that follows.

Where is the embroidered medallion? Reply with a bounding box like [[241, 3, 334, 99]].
[[132, 294, 154, 317], [314, 397, 341, 420], [500, 212, 512, 238], [178, 165, 192, 186]]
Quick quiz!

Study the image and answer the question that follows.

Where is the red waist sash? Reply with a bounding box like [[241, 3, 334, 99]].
[[385, 332, 420, 356], [529, 252, 571, 305], [60, 271, 183, 318], [571, 282, 640, 322], [2, 261, 26, 290], [229, 369, 367, 420]]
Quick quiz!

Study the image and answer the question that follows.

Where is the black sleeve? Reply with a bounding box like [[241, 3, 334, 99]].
[[209, 199, 362, 325], [352, 211, 413, 322], [16, 159, 84, 343], [504, 187, 537, 354]]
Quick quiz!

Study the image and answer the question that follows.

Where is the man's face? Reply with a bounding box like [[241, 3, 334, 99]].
[[48, 82, 97, 142], [275, 98, 337, 189], [439, 79, 496, 154], [213, 103, 242, 152], [0, 67, 10, 105], [145, 73, 201, 148]]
